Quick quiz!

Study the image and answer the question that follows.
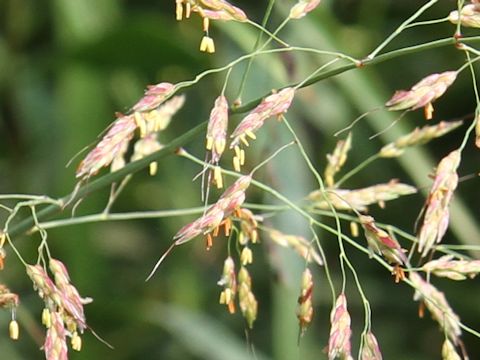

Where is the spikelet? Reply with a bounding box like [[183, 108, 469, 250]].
[[76, 114, 137, 179], [324, 133, 352, 186], [307, 180, 417, 211], [296, 268, 314, 333], [449, 3, 480, 28], [44, 311, 68, 360], [218, 257, 237, 314], [173, 175, 252, 245], [289, 0, 322, 19], [379, 121, 463, 158], [328, 294, 353, 360], [267, 229, 323, 265], [0, 284, 19, 309], [133, 82, 175, 112], [410, 272, 461, 344], [422, 255, 480, 280], [361, 331, 383, 360], [386, 71, 457, 120], [442, 339, 462, 360], [238, 266, 257, 328], [230, 88, 295, 171], [360, 215, 407, 267], [418, 150, 460, 257]]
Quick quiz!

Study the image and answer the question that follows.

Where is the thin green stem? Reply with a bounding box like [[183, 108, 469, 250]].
[[404, 16, 450, 28], [366, 0, 439, 59], [236, 0, 277, 100], [335, 154, 379, 188]]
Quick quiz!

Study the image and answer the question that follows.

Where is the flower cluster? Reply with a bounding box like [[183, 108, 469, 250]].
[[324, 133, 352, 187], [76, 82, 183, 179], [267, 229, 323, 265], [308, 180, 417, 211], [296, 268, 314, 333], [417, 150, 460, 258], [328, 294, 353, 360], [385, 71, 457, 120], [173, 175, 251, 247], [289, 0, 322, 19], [379, 121, 463, 158], [360, 215, 407, 281], [175, 0, 247, 53], [422, 255, 480, 280], [449, 2, 480, 28], [26, 259, 92, 359], [230, 88, 295, 171]]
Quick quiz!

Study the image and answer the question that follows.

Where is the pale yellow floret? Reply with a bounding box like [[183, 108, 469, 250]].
[[215, 139, 226, 155], [240, 134, 249, 147], [149, 162, 158, 176], [241, 247, 253, 265], [134, 112, 147, 138], [42, 308, 51, 328], [240, 149, 245, 166], [200, 36, 215, 53], [245, 130, 257, 140], [214, 166, 223, 188], [71, 332, 82, 351], [176, 1, 183, 20], [9, 320, 19, 340], [219, 290, 226, 304], [234, 145, 241, 158], [233, 156, 241, 172], [206, 136, 214, 150], [350, 221, 359, 238]]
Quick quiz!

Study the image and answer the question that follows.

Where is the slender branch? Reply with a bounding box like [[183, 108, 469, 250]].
[[7, 122, 207, 238]]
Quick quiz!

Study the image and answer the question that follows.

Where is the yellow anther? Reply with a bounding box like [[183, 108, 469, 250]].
[[42, 308, 51, 328], [134, 112, 147, 138], [234, 145, 241, 158], [240, 149, 245, 166], [350, 221, 359, 238], [424, 102, 434, 120], [245, 130, 256, 140], [71, 332, 82, 351], [200, 36, 215, 53], [214, 166, 223, 189], [240, 247, 253, 265], [185, 2, 191, 18], [251, 230, 258, 244], [240, 134, 249, 147], [233, 156, 241, 172], [203, 17, 210, 32], [219, 290, 226, 304], [9, 320, 19, 340], [206, 137, 214, 151], [176, 1, 183, 20], [149, 162, 158, 176], [215, 139, 226, 155]]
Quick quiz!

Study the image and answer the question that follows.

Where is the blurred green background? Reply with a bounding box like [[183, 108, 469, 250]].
[[1, 0, 480, 359]]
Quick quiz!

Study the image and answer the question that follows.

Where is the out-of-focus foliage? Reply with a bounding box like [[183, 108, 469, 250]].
[[0, 1, 479, 359]]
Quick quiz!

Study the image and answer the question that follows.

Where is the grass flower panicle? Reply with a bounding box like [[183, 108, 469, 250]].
[[418, 150, 460, 258]]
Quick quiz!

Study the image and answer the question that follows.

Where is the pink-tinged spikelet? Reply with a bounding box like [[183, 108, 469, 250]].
[[44, 312, 68, 360], [386, 71, 457, 119], [361, 331, 383, 360], [328, 294, 353, 360], [289, 0, 322, 19], [449, 3, 480, 28], [418, 150, 460, 257], [206, 95, 229, 164], [133, 82, 175, 112], [76, 114, 137, 179]]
